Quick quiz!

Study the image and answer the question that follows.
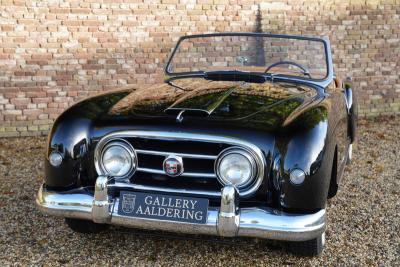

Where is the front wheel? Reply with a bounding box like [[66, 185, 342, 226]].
[[285, 232, 325, 256], [65, 218, 109, 233]]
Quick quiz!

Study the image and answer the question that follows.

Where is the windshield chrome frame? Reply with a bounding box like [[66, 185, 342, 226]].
[[164, 32, 333, 88]]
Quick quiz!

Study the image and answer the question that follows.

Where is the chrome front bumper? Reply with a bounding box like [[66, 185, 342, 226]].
[[36, 176, 326, 241]]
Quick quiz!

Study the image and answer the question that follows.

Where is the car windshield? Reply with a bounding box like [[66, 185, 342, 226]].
[[166, 34, 329, 80]]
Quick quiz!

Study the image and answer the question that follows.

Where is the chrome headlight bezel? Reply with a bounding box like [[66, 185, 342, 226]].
[[215, 147, 258, 189], [95, 139, 137, 180]]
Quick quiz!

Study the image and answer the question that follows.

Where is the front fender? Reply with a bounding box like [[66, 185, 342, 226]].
[[44, 91, 129, 189], [44, 114, 92, 189], [274, 106, 335, 211]]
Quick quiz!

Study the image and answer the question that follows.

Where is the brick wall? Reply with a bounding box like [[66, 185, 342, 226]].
[[0, 0, 399, 137]]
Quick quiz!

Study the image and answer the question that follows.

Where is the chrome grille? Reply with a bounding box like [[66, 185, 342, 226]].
[[94, 131, 266, 198], [135, 149, 217, 178]]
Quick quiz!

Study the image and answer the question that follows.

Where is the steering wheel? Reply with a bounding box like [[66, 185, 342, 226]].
[[264, 61, 311, 78]]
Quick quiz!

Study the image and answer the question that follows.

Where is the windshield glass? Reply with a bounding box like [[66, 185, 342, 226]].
[[166, 34, 328, 80]]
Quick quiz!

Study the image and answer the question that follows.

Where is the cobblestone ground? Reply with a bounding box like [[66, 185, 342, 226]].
[[0, 117, 399, 266]]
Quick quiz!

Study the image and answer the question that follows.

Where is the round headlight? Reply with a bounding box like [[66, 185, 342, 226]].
[[216, 148, 257, 188], [100, 141, 136, 178]]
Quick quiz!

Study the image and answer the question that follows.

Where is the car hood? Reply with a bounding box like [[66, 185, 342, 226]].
[[66, 77, 325, 132]]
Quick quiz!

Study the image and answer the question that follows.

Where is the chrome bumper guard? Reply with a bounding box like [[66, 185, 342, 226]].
[[36, 176, 326, 241]]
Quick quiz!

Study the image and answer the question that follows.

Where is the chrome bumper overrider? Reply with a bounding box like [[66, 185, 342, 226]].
[[36, 176, 326, 241]]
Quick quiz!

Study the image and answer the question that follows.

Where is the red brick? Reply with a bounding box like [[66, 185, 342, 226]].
[[10, 98, 31, 106], [32, 97, 52, 104], [1, 25, 14, 31]]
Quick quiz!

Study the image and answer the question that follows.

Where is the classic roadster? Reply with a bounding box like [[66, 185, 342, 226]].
[[36, 33, 357, 256]]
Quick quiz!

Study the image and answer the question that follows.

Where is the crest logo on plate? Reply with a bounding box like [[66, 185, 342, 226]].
[[163, 155, 183, 177], [121, 194, 136, 213]]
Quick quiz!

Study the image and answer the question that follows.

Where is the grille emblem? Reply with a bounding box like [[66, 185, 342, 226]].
[[163, 155, 183, 177]]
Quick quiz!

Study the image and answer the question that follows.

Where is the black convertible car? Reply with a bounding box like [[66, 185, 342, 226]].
[[36, 33, 357, 256]]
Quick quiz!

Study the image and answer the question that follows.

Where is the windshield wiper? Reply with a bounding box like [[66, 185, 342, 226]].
[[204, 71, 268, 83]]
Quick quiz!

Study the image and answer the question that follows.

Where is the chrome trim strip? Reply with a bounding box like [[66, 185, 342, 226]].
[[109, 182, 222, 197], [136, 149, 218, 160], [346, 143, 353, 165], [136, 167, 164, 175], [136, 167, 217, 178], [36, 183, 326, 241], [183, 172, 216, 178], [94, 130, 266, 198]]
